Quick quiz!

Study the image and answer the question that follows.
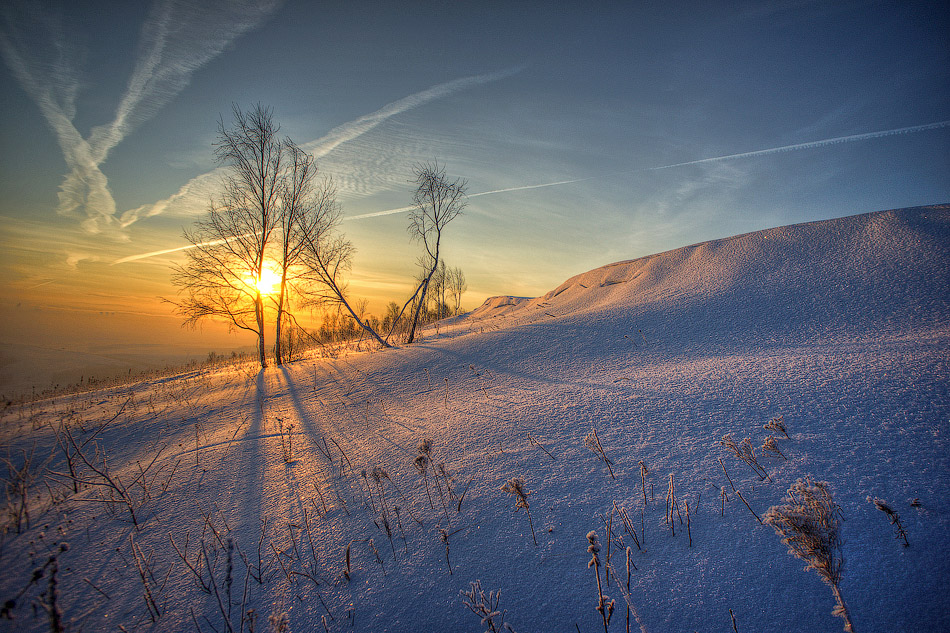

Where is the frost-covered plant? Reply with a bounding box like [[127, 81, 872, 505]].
[[587, 531, 614, 633], [501, 477, 537, 546], [414, 453, 435, 510], [764, 414, 789, 439], [269, 612, 289, 632], [720, 434, 769, 480], [585, 428, 616, 479], [439, 527, 452, 574], [416, 440, 449, 519], [764, 477, 854, 632], [867, 497, 909, 547], [460, 580, 517, 633], [1, 446, 39, 534], [762, 435, 786, 460]]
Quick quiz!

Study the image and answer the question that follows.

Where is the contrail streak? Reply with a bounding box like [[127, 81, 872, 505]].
[[25, 279, 56, 290], [467, 176, 602, 198], [111, 233, 256, 265], [112, 243, 207, 265], [343, 174, 596, 220], [345, 120, 950, 220], [118, 66, 526, 228], [0, 0, 282, 235], [343, 205, 417, 221], [305, 66, 524, 160], [647, 120, 950, 171]]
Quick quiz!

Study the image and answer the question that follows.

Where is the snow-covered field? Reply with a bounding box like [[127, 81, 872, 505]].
[[2, 205, 948, 632]]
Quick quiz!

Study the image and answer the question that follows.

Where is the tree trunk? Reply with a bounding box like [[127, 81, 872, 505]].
[[406, 272, 432, 344], [274, 276, 287, 366], [255, 291, 267, 369], [407, 247, 439, 344]]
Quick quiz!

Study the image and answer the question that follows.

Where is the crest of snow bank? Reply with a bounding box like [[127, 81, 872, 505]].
[[467, 295, 532, 319], [471, 205, 950, 342]]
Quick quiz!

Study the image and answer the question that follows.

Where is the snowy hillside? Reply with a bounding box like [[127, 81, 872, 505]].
[[1, 205, 948, 633]]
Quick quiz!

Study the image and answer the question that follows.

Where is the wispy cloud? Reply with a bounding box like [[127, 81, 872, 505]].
[[347, 120, 950, 220], [0, 0, 283, 236], [118, 66, 526, 228], [304, 67, 524, 159]]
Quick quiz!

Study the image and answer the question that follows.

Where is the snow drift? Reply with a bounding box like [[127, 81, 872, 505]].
[[1, 205, 948, 633]]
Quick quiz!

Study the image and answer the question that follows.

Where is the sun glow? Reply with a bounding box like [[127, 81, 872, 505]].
[[247, 267, 282, 296]]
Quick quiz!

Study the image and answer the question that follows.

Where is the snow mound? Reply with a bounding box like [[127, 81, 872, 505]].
[[470, 205, 949, 348]]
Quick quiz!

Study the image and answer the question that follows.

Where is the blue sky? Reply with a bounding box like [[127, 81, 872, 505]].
[[0, 0, 947, 352]]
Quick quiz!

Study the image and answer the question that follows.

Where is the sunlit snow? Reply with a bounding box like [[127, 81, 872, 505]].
[[1, 206, 947, 632]]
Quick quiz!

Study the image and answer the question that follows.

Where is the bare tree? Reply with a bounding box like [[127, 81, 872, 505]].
[[272, 140, 316, 365], [296, 181, 391, 349], [381, 301, 401, 335], [171, 104, 283, 369], [393, 161, 467, 343], [448, 265, 467, 315]]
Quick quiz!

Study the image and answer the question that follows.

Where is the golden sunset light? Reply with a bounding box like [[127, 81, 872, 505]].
[[0, 4, 947, 630]]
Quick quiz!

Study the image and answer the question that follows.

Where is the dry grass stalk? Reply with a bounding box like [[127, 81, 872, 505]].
[[613, 501, 642, 551], [867, 497, 909, 547], [605, 546, 647, 633], [665, 474, 676, 536], [527, 433, 557, 460], [439, 527, 452, 574], [720, 434, 770, 481], [130, 534, 164, 622], [276, 417, 295, 463], [460, 580, 517, 633], [686, 500, 692, 547], [585, 428, 616, 479], [735, 490, 763, 524], [414, 442, 436, 511], [417, 443, 450, 521], [604, 509, 614, 585], [0, 445, 41, 534], [587, 531, 614, 633], [719, 457, 737, 492], [501, 477, 537, 546], [638, 461, 648, 507]]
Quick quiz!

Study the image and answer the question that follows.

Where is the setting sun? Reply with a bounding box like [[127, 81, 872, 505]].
[[248, 267, 282, 296]]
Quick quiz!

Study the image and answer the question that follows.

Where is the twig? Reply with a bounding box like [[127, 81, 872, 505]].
[[527, 433, 557, 460]]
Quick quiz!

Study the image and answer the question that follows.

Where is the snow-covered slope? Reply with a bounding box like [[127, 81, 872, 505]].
[[465, 205, 948, 346], [1, 206, 948, 633]]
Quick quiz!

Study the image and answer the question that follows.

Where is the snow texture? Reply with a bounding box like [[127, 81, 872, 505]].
[[1, 205, 948, 632]]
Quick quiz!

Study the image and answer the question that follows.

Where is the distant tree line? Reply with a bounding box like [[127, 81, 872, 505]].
[[169, 104, 468, 369]]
